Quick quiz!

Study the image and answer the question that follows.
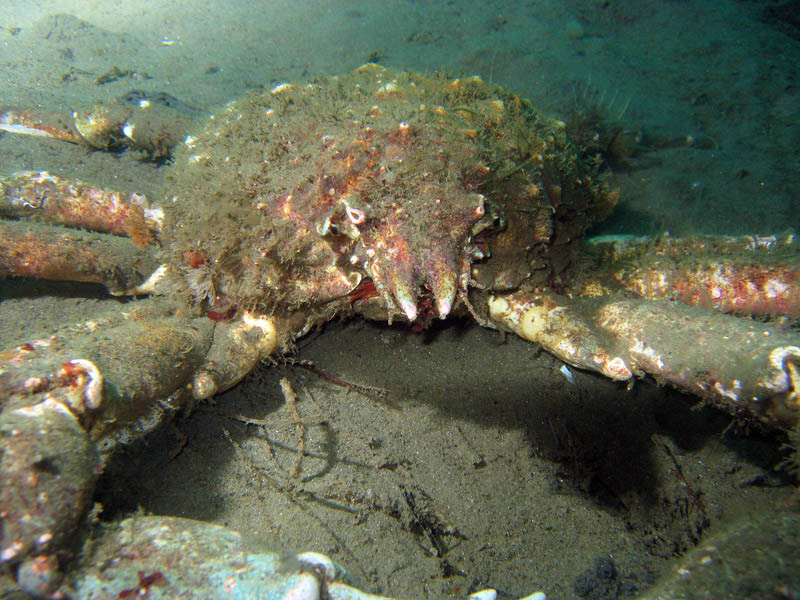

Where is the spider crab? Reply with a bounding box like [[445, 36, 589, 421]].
[[0, 64, 799, 598]]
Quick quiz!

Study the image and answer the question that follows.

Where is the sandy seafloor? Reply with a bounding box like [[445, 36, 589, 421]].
[[0, 1, 799, 598]]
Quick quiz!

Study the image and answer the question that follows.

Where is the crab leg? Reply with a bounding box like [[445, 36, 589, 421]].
[[488, 291, 800, 429], [0, 302, 283, 449], [55, 515, 540, 600], [0, 109, 82, 144], [0, 171, 165, 293], [582, 233, 800, 317], [0, 310, 211, 590], [0, 220, 161, 294], [2, 97, 194, 157], [0, 299, 283, 593], [1, 171, 162, 243]]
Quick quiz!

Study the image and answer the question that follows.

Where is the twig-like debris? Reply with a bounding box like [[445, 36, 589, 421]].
[[222, 427, 364, 579], [280, 377, 307, 479], [290, 359, 389, 398]]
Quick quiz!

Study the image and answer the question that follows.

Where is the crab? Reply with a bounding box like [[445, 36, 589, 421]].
[[1, 64, 799, 598]]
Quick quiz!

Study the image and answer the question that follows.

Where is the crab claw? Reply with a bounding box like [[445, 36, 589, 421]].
[[360, 220, 421, 322], [358, 190, 484, 323], [424, 250, 459, 319], [386, 266, 418, 322], [434, 275, 457, 318], [360, 234, 469, 322]]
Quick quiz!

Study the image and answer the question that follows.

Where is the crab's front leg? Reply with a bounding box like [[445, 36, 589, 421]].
[[1, 93, 193, 158], [487, 290, 800, 429], [0, 301, 284, 595]]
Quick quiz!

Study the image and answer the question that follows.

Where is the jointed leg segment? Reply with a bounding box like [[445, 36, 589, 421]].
[[489, 290, 800, 428]]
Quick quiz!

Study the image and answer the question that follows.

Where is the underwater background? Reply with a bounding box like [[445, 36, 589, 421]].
[[0, 1, 798, 598]]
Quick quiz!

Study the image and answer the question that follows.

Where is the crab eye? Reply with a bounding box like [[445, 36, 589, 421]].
[[328, 222, 340, 235], [315, 215, 332, 235]]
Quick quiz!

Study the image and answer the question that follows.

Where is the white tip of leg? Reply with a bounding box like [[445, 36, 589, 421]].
[[398, 297, 418, 322], [468, 590, 497, 600], [296, 551, 336, 581]]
